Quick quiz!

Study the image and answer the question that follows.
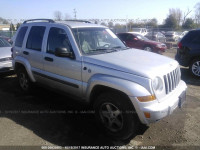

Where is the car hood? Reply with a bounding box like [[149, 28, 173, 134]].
[[0, 47, 12, 59], [83, 49, 178, 79]]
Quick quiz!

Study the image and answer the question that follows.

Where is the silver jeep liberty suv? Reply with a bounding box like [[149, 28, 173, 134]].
[[12, 19, 187, 140]]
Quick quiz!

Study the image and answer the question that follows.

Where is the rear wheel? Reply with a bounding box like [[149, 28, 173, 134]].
[[190, 59, 200, 77], [17, 67, 32, 93], [94, 92, 139, 140]]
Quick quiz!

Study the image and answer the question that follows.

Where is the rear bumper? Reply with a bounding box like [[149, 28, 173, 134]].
[[129, 80, 187, 124], [175, 51, 190, 67]]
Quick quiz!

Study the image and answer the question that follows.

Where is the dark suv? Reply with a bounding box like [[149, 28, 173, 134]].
[[175, 29, 200, 77]]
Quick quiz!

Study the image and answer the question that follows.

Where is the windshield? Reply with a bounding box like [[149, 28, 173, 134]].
[[72, 28, 126, 55], [136, 35, 149, 41]]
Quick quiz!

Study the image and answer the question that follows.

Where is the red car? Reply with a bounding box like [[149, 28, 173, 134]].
[[117, 32, 167, 53]]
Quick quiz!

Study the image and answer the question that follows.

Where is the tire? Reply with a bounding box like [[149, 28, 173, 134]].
[[17, 67, 32, 93], [94, 92, 139, 140], [144, 46, 152, 52], [189, 59, 200, 78]]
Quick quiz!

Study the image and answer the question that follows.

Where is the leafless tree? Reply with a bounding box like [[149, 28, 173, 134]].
[[195, 3, 200, 24], [54, 11, 63, 21], [182, 8, 192, 24]]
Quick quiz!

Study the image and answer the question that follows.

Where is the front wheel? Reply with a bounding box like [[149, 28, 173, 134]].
[[94, 92, 139, 140], [190, 59, 200, 78], [144, 46, 152, 52]]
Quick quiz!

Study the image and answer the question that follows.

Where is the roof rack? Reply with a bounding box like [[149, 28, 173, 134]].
[[64, 20, 91, 23], [23, 19, 55, 24]]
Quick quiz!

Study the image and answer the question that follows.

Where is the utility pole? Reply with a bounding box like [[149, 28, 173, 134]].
[[73, 9, 77, 19]]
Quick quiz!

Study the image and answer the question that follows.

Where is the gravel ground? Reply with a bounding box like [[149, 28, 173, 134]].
[[0, 48, 199, 150]]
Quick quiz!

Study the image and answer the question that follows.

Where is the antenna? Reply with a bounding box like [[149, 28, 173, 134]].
[[73, 9, 77, 19]]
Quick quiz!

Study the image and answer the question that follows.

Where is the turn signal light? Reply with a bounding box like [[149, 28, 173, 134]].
[[137, 95, 156, 102], [144, 112, 151, 118]]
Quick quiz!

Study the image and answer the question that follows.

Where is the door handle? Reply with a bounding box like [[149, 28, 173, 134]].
[[44, 57, 54, 62], [23, 51, 29, 55]]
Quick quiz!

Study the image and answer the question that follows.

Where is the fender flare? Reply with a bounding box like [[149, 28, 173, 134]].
[[13, 56, 36, 82], [86, 74, 151, 102]]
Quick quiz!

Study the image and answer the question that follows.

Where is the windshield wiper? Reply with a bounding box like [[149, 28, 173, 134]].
[[88, 48, 117, 53], [111, 46, 130, 50]]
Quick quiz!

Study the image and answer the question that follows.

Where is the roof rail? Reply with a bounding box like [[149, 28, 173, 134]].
[[64, 20, 91, 23], [23, 19, 55, 24]]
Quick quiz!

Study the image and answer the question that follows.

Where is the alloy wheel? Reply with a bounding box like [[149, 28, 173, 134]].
[[144, 47, 152, 52], [192, 61, 200, 77], [99, 103, 123, 132], [19, 73, 29, 90]]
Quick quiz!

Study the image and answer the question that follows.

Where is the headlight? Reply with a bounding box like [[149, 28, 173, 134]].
[[152, 77, 163, 91], [156, 44, 162, 48]]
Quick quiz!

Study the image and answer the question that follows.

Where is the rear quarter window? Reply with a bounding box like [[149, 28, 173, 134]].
[[15, 26, 28, 47]]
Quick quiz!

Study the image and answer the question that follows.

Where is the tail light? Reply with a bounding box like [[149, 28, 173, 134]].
[[178, 42, 182, 49]]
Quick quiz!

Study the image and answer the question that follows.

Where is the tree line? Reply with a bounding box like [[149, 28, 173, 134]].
[[1, 2, 200, 32]]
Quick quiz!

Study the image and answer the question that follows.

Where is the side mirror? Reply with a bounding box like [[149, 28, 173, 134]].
[[55, 48, 75, 59], [133, 38, 138, 41]]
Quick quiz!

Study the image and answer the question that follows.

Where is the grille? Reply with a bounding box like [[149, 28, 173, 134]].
[[163, 67, 181, 94]]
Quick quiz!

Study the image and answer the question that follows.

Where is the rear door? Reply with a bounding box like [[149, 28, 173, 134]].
[[23, 26, 46, 72]]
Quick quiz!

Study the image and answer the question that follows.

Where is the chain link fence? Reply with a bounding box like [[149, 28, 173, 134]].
[[0, 30, 16, 39]]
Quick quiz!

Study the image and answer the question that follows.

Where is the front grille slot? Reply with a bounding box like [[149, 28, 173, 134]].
[[164, 67, 181, 95]]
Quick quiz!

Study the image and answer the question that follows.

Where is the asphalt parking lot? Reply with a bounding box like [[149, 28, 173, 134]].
[[0, 48, 200, 150]]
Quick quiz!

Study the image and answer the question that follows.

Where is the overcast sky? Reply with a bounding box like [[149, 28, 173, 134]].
[[0, 0, 199, 24]]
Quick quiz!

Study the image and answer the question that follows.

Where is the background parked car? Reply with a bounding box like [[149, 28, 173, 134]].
[[177, 31, 188, 42], [145, 32, 166, 43], [130, 28, 148, 36], [0, 36, 11, 44], [117, 32, 166, 53], [175, 29, 200, 77], [0, 37, 12, 73], [165, 31, 179, 42]]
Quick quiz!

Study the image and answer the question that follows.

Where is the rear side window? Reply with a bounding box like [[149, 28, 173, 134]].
[[118, 34, 126, 40], [26, 26, 46, 51], [15, 26, 28, 47]]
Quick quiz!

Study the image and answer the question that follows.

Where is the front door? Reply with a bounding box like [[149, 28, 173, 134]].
[[42, 26, 82, 97]]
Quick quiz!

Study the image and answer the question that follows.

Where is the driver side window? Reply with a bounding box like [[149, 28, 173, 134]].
[[47, 27, 72, 54], [126, 34, 133, 41]]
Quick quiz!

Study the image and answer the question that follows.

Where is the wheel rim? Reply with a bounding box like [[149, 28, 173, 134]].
[[99, 103, 123, 132], [192, 61, 200, 76], [19, 73, 29, 90], [144, 47, 152, 52]]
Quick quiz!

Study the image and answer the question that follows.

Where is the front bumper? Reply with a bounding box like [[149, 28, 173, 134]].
[[0, 61, 13, 73], [153, 46, 167, 53], [129, 80, 187, 124]]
